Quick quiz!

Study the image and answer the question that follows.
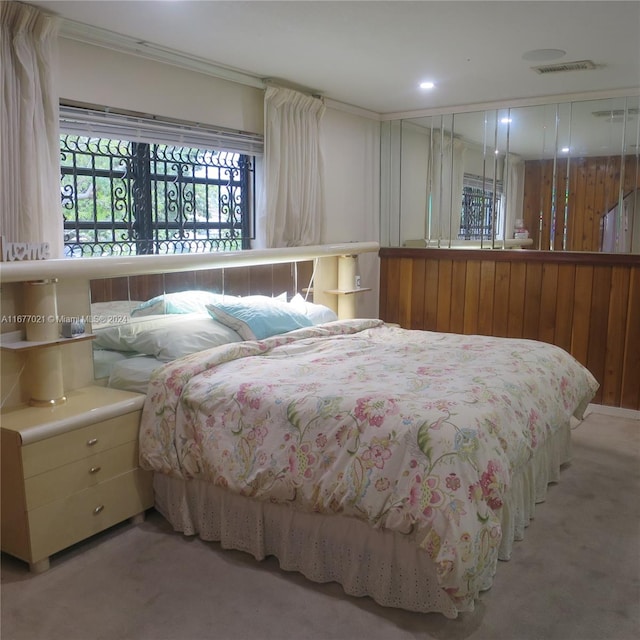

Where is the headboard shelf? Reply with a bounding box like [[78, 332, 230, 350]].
[[0, 242, 380, 284]]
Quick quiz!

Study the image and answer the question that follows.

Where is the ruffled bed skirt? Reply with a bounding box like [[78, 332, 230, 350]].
[[152, 420, 572, 618]]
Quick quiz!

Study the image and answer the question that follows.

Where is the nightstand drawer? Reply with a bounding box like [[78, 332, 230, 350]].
[[24, 440, 140, 510], [21, 411, 141, 478], [28, 468, 153, 563]]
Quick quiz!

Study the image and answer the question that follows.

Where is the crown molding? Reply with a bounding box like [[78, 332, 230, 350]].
[[58, 18, 381, 121], [59, 18, 266, 90]]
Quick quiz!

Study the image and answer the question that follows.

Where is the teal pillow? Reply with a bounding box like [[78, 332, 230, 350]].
[[131, 290, 238, 316], [206, 297, 312, 340]]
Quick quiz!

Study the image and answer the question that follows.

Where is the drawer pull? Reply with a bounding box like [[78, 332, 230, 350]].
[[87, 438, 99, 446], [89, 466, 101, 474], [93, 505, 105, 515]]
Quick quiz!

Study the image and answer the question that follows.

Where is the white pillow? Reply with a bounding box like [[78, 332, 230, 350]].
[[108, 356, 166, 394], [288, 294, 338, 324], [90, 300, 144, 329], [93, 313, 242, 360]]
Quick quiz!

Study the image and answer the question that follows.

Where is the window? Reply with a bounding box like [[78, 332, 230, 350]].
[[59, 106, 263, 257], [458, 173, 504, 241]]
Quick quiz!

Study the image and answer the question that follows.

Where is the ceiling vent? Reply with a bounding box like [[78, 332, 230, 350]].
[[532, 60, 597, 74], [592, 108, 639, 121]]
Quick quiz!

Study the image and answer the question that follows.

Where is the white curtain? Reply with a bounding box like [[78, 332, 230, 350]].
[[426, 130, 466, 242], [1, 2, 62, 257], [505, 153, 525, 238], [262, 86, 325, 248]]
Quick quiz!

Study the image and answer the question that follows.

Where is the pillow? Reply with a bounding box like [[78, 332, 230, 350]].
[[206, 296, 313, 340], [131, 290, 238, 316], [90, 300, 144, 329], [108, 356, 165, 394], [93, 315, 172, 351], [288, 293, 338, 325], [93, 313, 242, 360]]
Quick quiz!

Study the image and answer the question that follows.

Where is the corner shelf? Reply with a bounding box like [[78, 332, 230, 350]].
[[0, 334, 95, 352], [324, 288, 372, 295]]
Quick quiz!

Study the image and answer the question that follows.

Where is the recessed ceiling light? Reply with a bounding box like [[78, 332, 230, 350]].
[[522, 48, 567, 62], [561, 147, 570, 153], [419, 81, 435, 90], [501, 117, 512, 124]]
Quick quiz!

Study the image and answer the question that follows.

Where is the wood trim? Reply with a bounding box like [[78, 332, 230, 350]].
[[379, 247, 640, 266]]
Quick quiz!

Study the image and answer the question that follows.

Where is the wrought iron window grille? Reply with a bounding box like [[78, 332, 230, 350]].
[[458, 174, 503, 241], [61, 135, 254, 257]]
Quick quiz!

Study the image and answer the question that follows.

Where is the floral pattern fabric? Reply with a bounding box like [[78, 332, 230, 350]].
[[139, 320, 598, 609]]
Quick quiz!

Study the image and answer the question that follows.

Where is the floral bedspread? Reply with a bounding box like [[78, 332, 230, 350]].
[[139, 319, 598, 609]]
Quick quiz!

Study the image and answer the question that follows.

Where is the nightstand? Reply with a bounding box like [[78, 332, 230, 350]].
[[1, 385, 154, 572]]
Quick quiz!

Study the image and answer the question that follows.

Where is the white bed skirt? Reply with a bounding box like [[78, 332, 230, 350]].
[[152, 421, 572, 618]]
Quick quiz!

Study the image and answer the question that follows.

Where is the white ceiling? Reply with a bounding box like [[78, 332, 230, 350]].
[[28, 0, 640, 116]]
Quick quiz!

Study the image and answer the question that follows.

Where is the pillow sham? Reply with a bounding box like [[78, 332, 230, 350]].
[[288, 293, 338, 324], [206, 296, 313, 340], [131, 290, 238, 316], [93, 313, 242, 360], [90, 300, 144, 329]]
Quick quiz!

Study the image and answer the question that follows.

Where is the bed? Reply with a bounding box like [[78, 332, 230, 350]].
[[126, 299, 599, 618]]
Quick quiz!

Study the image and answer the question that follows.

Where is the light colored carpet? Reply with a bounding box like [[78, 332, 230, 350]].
[[2, 411, 639, 640]]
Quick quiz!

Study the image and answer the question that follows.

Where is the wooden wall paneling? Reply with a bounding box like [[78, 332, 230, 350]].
[[537, 161, 550, 251], [248, 264, 275, 295], [449, 260, 467, 334], [553, 264, 576, 353], [409, 257, 426, 329], [398, 258, 415, 328], [527, 155, 640, 252], [435, 259, 453, 332], [602, 266, 631, 407], [571, 265, 594, 368], [583, 158, 598, 252], [541, 161, 555, 250], [506, 261, 527, 338], [89, 276, 129, 303], [379, 249, 640, 410], [194, 268, 224, 293], [624, 155, 639, 193], [569, 158, 584, 251], [163, 271, 197, 293], [296, 261, 314, 295], [566, 159, 579, 251], [553, 162, 569, 251], [492, 261, 511, 337], [224, 266, 251, 296], [477, 260, 496, 335], [422, 259, 440, 330], [127, 274, 164, 301], [605, 158, 623, 246], [538, 262, 559, 345], [621, 267, 640, 410], [592, 157, 610, 252], [586, 266, 613, 403], [522, 262, 543, 340], [589, 158, 603, 252], [462, 260, 481, 335], [625, 155, 640, 199]]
